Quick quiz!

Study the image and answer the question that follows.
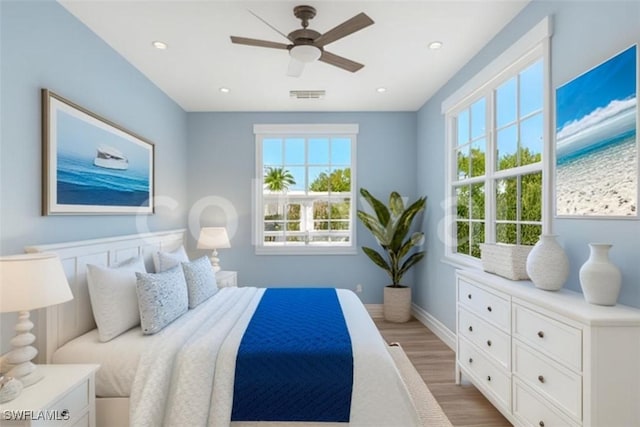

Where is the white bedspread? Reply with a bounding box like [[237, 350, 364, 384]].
[[130, 287, 420, 427]]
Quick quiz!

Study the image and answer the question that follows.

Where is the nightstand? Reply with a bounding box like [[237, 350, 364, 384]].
[[216, 270, 237, 287], [0, 364, 98, 426]]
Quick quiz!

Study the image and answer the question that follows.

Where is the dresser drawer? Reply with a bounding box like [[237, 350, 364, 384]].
[[513, 340, 582, 421], [513, 378, 580, 427], [513, 303, 582, 371], [71, 412, 89, 427], [50, 378, 90, 420], [458, 308, 511, 369], [458, 279, 510, 331], [458, 336, 511, 410]]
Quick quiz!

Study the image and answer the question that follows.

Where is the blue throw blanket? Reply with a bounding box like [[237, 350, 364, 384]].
[[231, 288, 354, 422]]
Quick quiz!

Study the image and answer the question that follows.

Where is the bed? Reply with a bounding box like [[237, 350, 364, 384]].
[[26, 229, 429, 427]]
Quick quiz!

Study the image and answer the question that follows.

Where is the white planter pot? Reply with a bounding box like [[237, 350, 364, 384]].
[[383, 286, 411, 323], [579, 243, 621, 306], [526, 234, 569, 291]]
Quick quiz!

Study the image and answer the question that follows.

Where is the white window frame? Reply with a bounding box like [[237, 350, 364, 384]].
[[253, 124, 358, 255], [441, 17, 553, 268]]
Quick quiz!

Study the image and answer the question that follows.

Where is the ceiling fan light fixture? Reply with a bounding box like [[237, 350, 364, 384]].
[[290, 45, 321, 63]]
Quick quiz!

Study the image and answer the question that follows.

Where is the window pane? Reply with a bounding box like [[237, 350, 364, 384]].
[[471, 183, 485, 220], [328, 168, 351, 192], [285, 138, 305, 164], [309, 138, 329, 164], [496, 77, 517, 127], [471, 222, 484, 258], [497, 125, 518, 170], [456, 186, 469, 219], [457, 109, 470, 145], [519, 60, 543, 117], [457, 146, 469, 180], [331, 138, 351, 164], [471, 98, 486, 139], [263, 138, 282, 166], [470, 139, 486, 177], [521, 172, 542, 221], [313, 200, 329, 230], [288, 166, 305, 191], [520, 113, 543, 165], [496, 177, 517, 220], [456, 221, 469, 255], [496, 223, 517, 244], [521, 224, 541, 245], [309, 167, 328, 192], [331, 199, 351, 219]]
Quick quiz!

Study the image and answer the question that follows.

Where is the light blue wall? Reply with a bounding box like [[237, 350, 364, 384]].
[[187, 112, 417, 303], [415, 0, 640, 332], [0, 0, 188, 352]]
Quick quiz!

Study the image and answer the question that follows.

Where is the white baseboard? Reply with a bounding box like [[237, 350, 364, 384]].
[[365, 304, 384, 319], [411, 303, 456, 351]]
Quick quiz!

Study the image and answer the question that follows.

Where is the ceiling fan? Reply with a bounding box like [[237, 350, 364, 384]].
[[230, 5, 374, 77]]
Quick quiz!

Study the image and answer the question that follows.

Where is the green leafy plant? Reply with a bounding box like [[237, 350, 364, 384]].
[[264, 167, 296, 192], [357, 188, 427, 287]]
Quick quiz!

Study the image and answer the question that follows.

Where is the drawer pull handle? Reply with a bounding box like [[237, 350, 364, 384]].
[[538, 331, 545, 338], [468, 358, 473, 364], [487, 306, 492, 312], [486, 375, 491, 382], [539, 422, 545, 427], [486, 340, 492, 347], [468, 294, 472, 299], [538, 375, 545, 383], [468, 326, 473, 332]]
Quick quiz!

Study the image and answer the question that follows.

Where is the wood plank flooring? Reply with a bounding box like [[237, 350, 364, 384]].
[[375, 317, 512, 427]]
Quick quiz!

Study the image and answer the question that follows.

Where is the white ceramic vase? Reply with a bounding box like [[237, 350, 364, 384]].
[[579, 243, 621, 306], [526, 234, 569, 291]]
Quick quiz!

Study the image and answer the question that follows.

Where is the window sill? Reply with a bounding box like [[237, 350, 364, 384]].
[[255, 246, 358, 256]]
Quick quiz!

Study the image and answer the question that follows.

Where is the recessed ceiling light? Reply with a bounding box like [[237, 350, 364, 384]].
[[152, 40, 168, 50], [376, 87, 387, 93], [428, 41, 443, 50], [219, 87, 230, 94]]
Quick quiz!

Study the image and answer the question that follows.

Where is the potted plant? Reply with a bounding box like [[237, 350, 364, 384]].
[[357, 188, 427, 322]]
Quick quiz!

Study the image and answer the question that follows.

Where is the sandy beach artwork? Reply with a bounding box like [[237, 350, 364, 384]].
[[556, 45, 637, 217]]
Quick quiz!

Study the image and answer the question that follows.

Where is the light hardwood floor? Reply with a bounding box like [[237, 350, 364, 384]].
[[375, 317, 512, 427]]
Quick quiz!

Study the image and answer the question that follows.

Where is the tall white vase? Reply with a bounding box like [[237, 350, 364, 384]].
[[526, 234, 569, 291], [579, 243, 621, 306]]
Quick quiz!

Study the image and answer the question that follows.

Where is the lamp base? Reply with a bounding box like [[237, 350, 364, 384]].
[[5, 311, 44, 388], [209, 249, 221, 272]]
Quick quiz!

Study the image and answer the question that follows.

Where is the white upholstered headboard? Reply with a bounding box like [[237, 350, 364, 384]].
[[25, 229, 186, 363]]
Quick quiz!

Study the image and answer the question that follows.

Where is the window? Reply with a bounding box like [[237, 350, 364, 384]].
[[253, 124, 358, 255], [443, 19, 551, 265]]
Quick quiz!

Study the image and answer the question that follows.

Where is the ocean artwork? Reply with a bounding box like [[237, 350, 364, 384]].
[[43, 90, 154, 215], [555, 45, 637, 217]]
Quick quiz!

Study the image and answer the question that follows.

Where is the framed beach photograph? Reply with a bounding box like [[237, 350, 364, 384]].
[[42, 89, 154, 215], [555, 45, 638, 218]]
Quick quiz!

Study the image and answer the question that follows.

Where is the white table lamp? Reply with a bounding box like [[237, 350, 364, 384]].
[[0, 253, 73, 388], [197, 227, 231, 272]]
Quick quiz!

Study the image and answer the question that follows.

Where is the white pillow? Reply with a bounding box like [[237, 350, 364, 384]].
[[181, 256, 217, 308], [136, 266, 189, 334], [153, 246, 189, 272], [87, 256, 147, 342]]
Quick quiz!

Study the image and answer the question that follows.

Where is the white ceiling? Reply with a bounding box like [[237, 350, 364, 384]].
[[59, 0, 529, 112]]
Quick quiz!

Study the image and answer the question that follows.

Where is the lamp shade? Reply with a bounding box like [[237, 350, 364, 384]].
[[197, 227, 231, 250], [0, 253, 73, 313]]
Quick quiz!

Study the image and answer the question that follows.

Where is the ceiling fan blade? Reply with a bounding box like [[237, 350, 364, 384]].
[[230, 36, 290, 50], [319, 50, 364, 73], [313, 12, 374, 47], [248, 9, 292, 41], [287, 58, 305, 77]]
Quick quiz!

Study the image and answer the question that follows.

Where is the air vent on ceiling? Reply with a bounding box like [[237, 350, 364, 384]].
[[290, 90, 326, 99]]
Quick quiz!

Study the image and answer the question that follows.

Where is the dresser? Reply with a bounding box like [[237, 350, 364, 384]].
[[455, 269, 640, 427], [0, 364, 98, 426]]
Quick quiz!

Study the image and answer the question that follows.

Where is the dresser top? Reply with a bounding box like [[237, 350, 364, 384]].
[[457, 269, 640, 326]]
